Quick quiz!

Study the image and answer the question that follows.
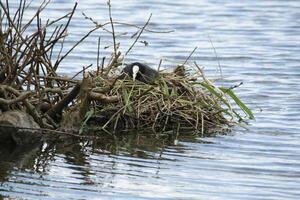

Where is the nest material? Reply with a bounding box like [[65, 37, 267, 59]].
[[81, 67, 232, 135]]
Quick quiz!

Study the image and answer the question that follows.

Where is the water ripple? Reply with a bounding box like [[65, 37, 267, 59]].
[[1, 0, 300, 199]]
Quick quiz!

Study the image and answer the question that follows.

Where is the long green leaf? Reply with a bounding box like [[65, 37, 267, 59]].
[[79, 110, 94, 134], [199, 82, 231, 108], [219, 87, 255, 120], [161, 79, 170, 97], [122, 87, 133, 113]]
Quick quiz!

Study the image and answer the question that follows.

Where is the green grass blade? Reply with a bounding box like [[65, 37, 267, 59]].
[[199, 82, 231, 108], [79, 110, 94, 134], [122, 87, 133, 113], [161, 79, 170, 97], [219, 87, 255, 120]]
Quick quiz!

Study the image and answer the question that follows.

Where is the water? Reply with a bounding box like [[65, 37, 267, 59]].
[[1, 0, 300, 199]]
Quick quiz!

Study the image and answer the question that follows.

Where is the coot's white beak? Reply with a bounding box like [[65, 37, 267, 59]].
[[132, 65, 139, 81]]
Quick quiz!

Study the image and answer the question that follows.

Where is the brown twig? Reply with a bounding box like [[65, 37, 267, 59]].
[[0, 91, 34, 105], [96, 37, 101, 76], [71, 64, 93, 80], [107, 0, 117, 57], [182, 46, 198, 65], [125, 13, 152, 57], [46, 82, 81, 121]]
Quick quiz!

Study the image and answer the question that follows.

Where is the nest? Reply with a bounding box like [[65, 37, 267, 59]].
[[61, 56, 254, 136], [0, 0, 254, 139], [81, 67, 229, 134]]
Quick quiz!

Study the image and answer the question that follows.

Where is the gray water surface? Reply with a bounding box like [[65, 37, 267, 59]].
[[1, 0, 300, 199]]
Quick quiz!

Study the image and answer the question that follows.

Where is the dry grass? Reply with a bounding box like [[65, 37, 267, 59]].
[[82, 62, 253, 135]]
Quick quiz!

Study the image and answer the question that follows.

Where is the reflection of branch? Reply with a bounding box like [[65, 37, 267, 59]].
[[0, 124, 103, 140], [125, 14, 152, 57]]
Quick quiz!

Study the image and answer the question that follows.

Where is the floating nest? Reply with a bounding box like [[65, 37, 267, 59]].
[[79, 67, 228, 134], [0, 0, 254, 143], [60, 61, 254, 135]]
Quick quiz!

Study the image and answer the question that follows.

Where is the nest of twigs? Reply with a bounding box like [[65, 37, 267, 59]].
[[63, 56, 254, 135], [82, 67, 230, 135], [0, 0, 254, 140]]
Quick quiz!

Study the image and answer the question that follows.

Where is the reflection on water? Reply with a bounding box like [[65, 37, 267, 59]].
[[0, 134, 186, 199], [1, 0, 300, 199]]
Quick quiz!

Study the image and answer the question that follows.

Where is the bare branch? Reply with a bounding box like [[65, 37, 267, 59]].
[[125, 13, 152, 57]]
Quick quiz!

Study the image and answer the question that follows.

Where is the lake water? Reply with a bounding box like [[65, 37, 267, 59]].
[[1, 0, 300, 199]]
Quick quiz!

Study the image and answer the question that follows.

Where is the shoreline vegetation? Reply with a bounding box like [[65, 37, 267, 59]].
[[0, 0, 254, 145]]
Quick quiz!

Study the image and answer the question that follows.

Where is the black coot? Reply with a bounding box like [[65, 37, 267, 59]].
[[120, 62, 159, 84]]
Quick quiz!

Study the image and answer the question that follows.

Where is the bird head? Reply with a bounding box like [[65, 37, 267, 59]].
[[132, 65, 139, 81]]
